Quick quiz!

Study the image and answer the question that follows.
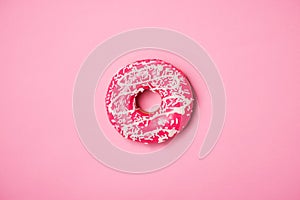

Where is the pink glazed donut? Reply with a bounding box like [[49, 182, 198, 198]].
[[105, 59, 194, 144]]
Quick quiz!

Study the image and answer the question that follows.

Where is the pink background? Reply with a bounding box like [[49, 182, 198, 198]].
[[1, 0, 300, 200]]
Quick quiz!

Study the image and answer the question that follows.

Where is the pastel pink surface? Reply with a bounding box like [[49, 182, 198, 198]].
[[1, 1, 300, 200]]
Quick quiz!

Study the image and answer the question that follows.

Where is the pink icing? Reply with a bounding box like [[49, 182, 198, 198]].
[[105, 59, 194, 143]]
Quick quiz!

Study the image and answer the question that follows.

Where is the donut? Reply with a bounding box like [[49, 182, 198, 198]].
[[105, 59, 194, 144]]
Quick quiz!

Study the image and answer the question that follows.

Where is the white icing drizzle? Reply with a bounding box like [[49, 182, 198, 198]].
[[105, 59, 194, 143]]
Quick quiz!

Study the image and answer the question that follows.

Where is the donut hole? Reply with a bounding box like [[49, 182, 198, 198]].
[[136, 90, 162, 113]]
